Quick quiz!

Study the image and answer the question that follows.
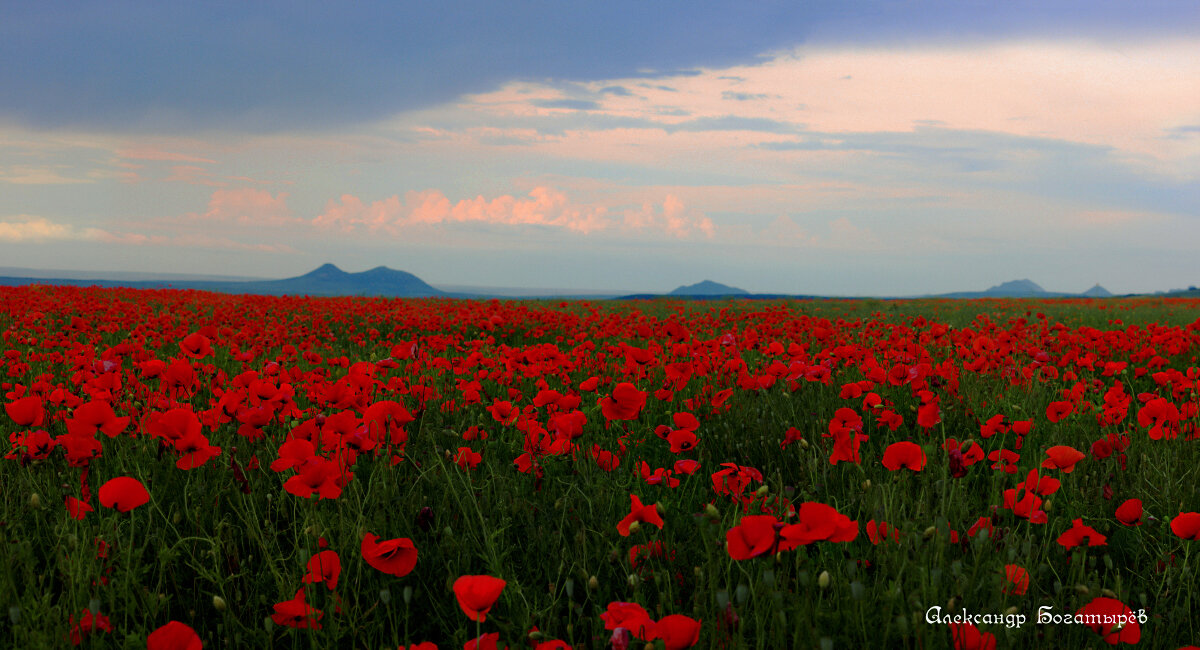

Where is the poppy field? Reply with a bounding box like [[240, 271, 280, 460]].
[[2, 285, 1199, 649]]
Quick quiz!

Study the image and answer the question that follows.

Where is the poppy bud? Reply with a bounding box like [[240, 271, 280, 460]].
[[1102, 588, 1117, 598], [528, 630, 545, 641], [1004, 606, 1019, 616], [627, 574, 638, 588], [28, 493, 40, 509], [1074, 584, 1090, 595], [947, 597, 956, 611], [588, 575, 599, 591], [923, 526, 937, 539], [379, 589, 391, 604], [862, 480, 871, 490], [627, 521, 641, 534], [800, 438, 809, 449], [755, 485, 769, 497], [403, 586, 413, 604], [818, 571, 831, 589], [172, 511, 182, 525], [1044, 500, 1052, 511], [704, 503, 720, 519], [415, 506, 434, 531], [212, 596, 227, 612]]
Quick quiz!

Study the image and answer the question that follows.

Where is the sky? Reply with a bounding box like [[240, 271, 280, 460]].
[[2, 1, 1198, 296]]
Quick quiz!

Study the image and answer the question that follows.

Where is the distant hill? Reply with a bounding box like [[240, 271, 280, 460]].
[[233, 263, 444, 297], [0, 263, 445, 298], [984, 279, 1046, 296], [669, 280, 749, 296], [932, 279, 1118, 299]]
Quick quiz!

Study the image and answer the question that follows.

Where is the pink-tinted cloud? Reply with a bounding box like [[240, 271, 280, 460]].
[[316, 186, 609, 234], [622, 194, 714, 238], [315, 186, 715, 239], [188, 188, 297, 226]]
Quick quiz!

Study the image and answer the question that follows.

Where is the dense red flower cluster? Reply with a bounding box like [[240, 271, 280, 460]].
[[2, 286, 1198, 647]]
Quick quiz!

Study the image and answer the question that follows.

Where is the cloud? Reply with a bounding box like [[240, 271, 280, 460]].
[[0, 165, 93, 185], [0, 216, 104, 242], [722, 91, 770, 101], [317, 186, 608, 234], [188, 188, 297, 226], [622, 194, 714, 238], [532, 99, 601, 111], [315, 186, 713, 238]]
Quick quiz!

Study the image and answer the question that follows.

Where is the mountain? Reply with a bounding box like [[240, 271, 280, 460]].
[[1081, 284, 1113, 297], [237, 264, 443, 297], [935, 279, 1063, 299], [982, 279, 1047, 296], [0, 263, 445, 298], [669, 280, 749, 296]]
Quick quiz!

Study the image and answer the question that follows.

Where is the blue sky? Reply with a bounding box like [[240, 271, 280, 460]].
[[2, 1, 1198, 294]]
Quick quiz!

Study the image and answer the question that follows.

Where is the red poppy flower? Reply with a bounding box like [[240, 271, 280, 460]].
[[361, 533, 417, 577], [147, 621, 203, 650], [1041, 445, 1085, 473], [948, 622, 996, 650], [488, 400, 519, 426], [782, 501, 858, 546], [1002, 564, 1029, 595], [866, 520, 900, 545], [464, 633, 505, 650], [179, 332, 213, 359], [600, 601, 655, 639], [68, 608, 113, 645], [1169, 512, 1200, 540], [5, 395, 44, 427], [271, 587, 322, 629], [302, 549, 341, 590], [455, 447, 482, 470], [1057, 518, 1107, 549], [1021, 469, 1060, 496], [601, 383, 647, 422], [726, 515, 780, 560], [649, 614, 702, 650], [453, 574, 506, 622], [1115, 499, 1143, 527], [988, 449, 1020, 474], [1138, 397, 1181, 440], [916, 401, 941, 429], [66, 400, 130, 438], [617, 495, 664, 536], [65, 496, 93, 521], [1076, 596, 1140, 644], [881, 441, 926, 472], [1045, 400, 1074, 423], [98, 476, 149, 512], [591, 445, 620, 472], [967, 516, 994, 539], [667, 429, 698, 453], [283, 457, 346, 500]]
